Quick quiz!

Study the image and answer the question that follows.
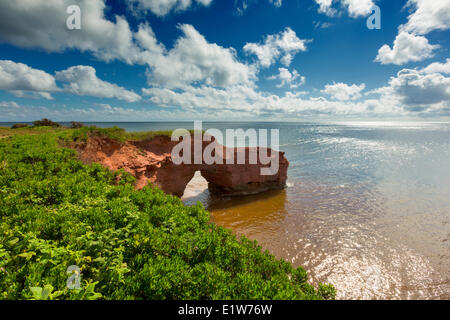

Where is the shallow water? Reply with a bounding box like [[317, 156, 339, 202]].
[[181, 121, 450, 300]]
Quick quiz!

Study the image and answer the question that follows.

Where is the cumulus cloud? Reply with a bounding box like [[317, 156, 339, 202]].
[[314, 0, 337, 16], [321, 82, 366, 101], [138, 59, 446, 118], [128, 0, 213, 17], [1, 100, 299, 122], [146, 24, 255, 89], [141, 82, 400, 119], [342, 0, 375, 17], [268, 68, 305, 88], [387, 67, 450, 108], [422, 59, 450, 74], [369, 60, 450, 115], [0, 60, 58, 100], [374, 32, 438, 65], [0, 60, 140, 102], [0, 0, 145, 64], [243, 28, 309, 68], [1, 0, 447, 120], [55, 66, 141, 102], [375, 1, 448, 66], [0, 2, 254, 90], [313, 0, 375, 18], [400, 0, 450, 35]]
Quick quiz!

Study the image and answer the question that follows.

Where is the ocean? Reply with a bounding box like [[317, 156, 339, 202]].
[[3, 121, 449, 299]]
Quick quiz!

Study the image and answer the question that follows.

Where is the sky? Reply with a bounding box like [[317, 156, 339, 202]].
[[0, 0, 449, 122]]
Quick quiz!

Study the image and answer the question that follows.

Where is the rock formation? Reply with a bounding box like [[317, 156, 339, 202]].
[[74, 134, 289, 197]]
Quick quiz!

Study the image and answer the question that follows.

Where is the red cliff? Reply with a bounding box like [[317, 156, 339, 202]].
[[75, 135, 289, 197]]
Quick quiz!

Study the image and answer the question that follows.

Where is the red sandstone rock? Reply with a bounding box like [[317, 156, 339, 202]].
[[74, 135, 289, 197]]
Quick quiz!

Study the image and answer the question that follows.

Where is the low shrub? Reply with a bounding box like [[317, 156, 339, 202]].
[[33, 118, 61, 128], [11, 123, 30, 129], [70, 122, 85, 129]]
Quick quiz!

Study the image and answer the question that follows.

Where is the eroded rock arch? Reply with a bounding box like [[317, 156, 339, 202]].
[[76, 135, 288, 197]]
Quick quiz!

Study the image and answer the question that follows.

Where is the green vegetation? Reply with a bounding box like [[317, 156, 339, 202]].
[[11, 124, 30, 129], [0, 126, 64, 139], [68, 125, 176, 143], [32, 118, 62, 128], [0, 126, 335, 300], [4, 119, 202, 143]]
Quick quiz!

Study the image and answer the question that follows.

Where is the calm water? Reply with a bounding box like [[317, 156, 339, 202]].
[[181, 121, 450, 300], [3, 121, 448, 299]]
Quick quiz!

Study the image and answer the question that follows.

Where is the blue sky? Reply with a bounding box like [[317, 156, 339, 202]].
[[0, 0, 449, 121]]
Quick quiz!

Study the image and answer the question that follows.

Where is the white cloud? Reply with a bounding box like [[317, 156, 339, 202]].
[[0, 101, 20, 109], [0, 60, 58, 100], [0, 2, 254, 90], [422, 59, 450, 74], [0, 0, 146, 64], [374, 32, 438, 65], [55, 66, 141, 102], [146, 24, 255, 89], [0, 60, 140, 102], [243, 28, 309, 68], [387, 67, 450, 108], [375, 1, 448, 67], [401, 0, 450, 35], [141, 82, 400, 119], [128, 0, 213, 17], [342, 0, 374, 17], [370, 60, 450, 115], [313, 21, 334, 29], [1, 0, 447, 120], [313, 0, 375, 18], [268, 68, 305, 88], [139, 59, 447, 118], [321, 82, 366, 100], [0, 100, 287, 122], [314, 0, 337, 16]]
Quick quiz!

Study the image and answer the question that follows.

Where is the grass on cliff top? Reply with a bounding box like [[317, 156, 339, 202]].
[[69, 126, 179, 142], [0, 126, 66, 139], [0, 129, 336, 300], [0, 125, 175, 142], [1, 123, 199, 144]]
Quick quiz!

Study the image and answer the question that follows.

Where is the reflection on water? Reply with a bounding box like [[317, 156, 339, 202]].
[[209, 189, 288, 241], [182, 122, 450, 300]]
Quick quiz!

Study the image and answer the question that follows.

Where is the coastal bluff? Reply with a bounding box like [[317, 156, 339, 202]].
[[74, 134, 289, 197]]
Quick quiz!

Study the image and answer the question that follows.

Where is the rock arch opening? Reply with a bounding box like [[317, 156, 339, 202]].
[[181, 171, 210, 206]]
